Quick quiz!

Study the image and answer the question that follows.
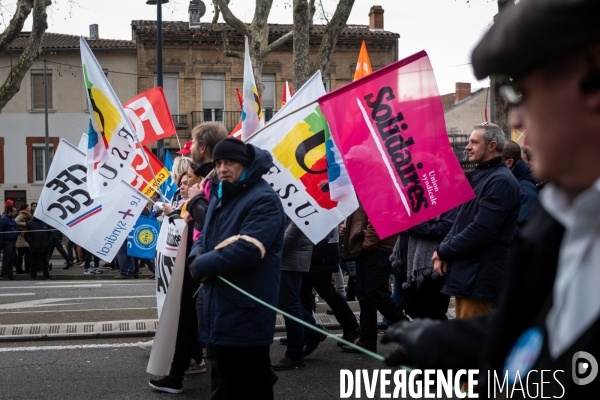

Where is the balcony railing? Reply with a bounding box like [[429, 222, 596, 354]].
[[171, 114, 188, 129], [191, 109, 276, 134]]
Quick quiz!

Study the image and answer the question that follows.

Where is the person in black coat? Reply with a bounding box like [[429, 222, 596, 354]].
[[187, 138, 287, 398], [432, 123, 521, 319], [0, 206, 18, 280], [402, 208, 457, 321], [502, 140, 540, 239], [383, 1, 600, 397], [299, 229, 361, 354], [24, 217, 53, 280]]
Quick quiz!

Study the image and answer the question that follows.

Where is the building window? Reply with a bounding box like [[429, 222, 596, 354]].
[[201, 73, 225, 123], [33, 144, 54, 183], [0, 137, 4, 184], [155, 73, 179, 114], [261, 74, 276, 122], [26, 137, 59, 184], [4, 190, 27, 210], [323, 75, 331, 92], [31, 70, 53, 110]]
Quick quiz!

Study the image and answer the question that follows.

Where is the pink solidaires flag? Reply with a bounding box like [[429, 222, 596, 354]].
[[318, 51, 475, 238]]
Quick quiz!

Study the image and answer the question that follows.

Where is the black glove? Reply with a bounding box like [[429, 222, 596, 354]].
[[381, 318, 440, 366]]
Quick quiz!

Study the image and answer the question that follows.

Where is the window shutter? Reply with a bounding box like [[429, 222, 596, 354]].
[[201, 74, 225, 109], [32, 73, 52, 110], [261, 74, 276, 109]]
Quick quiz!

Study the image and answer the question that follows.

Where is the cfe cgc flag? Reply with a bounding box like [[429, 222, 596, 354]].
[[154, 216, 186, 318], [123, 87, 177, 146], [248, 71, 358, 244], [127, 215, 160, 259], [318, 51, 475, 239], [80, 36, 136, 198], [35, 139, 147, 262]]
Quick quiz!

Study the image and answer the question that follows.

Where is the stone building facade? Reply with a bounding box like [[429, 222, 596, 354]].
[[131, 7, 399, 151]]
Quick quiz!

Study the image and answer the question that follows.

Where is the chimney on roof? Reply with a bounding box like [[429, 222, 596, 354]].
[[455, 82, 471, 104], [189, 0, 206, 29], [369, 6, 384, 31], [89, 24, 99, 41]]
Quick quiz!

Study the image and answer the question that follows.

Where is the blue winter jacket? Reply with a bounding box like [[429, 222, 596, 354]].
[[438, 156, 520, 302], [188, 144, 286, 347], [0, 214, 18, 243], [510, 158, 540, 239]]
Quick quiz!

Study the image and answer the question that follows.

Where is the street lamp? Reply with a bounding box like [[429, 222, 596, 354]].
[[146, 0, 169, 161]]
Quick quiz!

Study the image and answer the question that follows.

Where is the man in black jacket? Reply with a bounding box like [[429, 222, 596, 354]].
[[24, 217, 53, 281], [502, 140, 540, 239], [432, 123, 521, 318], [383, 0, 600, 397]]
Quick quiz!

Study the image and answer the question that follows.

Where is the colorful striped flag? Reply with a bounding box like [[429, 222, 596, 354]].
[[80, 36, 136, 198], [240, 36, 264, 140]]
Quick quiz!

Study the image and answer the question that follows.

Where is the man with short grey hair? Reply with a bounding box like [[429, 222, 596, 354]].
[[476, 122, 506, 152], [431, 122, 520, 318]]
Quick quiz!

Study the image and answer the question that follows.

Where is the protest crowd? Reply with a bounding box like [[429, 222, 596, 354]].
[[1, 0, 599, 398]]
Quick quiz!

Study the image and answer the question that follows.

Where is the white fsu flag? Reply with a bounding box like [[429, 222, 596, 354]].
[[247, 72, 358, 243], [80, 37, 136, 198], [35, 140, 146, 262]]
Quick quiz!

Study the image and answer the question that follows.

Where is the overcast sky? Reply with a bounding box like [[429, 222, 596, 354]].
[[6, 0, 499, 95]]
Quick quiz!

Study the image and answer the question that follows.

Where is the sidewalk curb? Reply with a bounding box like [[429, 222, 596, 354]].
[[0, 313, 352, 342]]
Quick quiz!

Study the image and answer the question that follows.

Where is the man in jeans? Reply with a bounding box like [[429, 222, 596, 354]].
[[114, 240, 138, 279], [341, 203, 407, 353]]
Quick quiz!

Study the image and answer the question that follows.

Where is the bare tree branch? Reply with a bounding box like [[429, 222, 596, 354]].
[[216, 0, 250, 37], [0, 0, 50, 111], [0, 0, 33, 54], [211, 2, 243, 59], [312, 0, 354, 76], [264, 30, 293, 55]]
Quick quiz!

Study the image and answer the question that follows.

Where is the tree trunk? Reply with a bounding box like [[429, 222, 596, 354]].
[[213, 0, 353, 96], [491, 0, 515, 137], [293, 0, 311, 90], [0, 0, 50, 112]]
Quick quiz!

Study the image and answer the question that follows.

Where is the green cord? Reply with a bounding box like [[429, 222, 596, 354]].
[[192, 283, 203, 298], [217, 276, 388, 363]]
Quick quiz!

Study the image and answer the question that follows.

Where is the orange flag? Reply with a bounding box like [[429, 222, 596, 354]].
[[353, 40, 373, 81]]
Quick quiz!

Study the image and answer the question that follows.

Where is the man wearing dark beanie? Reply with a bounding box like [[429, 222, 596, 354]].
[[211, 138, 252, 168], [382, 0, 600, 397], [188, 137, 286, 399]]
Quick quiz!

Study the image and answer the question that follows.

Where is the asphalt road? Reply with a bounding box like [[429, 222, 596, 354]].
[[0, 280, 157, 325], [0, 334, 405, 400]]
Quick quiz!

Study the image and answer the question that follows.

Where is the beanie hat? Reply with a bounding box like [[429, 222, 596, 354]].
[[212, 138, 251, 167]]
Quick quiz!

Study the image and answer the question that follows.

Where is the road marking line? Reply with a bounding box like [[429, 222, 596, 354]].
[[0, 343, 142, 352], [0, 293, 36, 296], [0, 307, 157, 315], [0, 285, 103, 289], [34, 281, 153, 285], [0, 296, 155, 310]]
